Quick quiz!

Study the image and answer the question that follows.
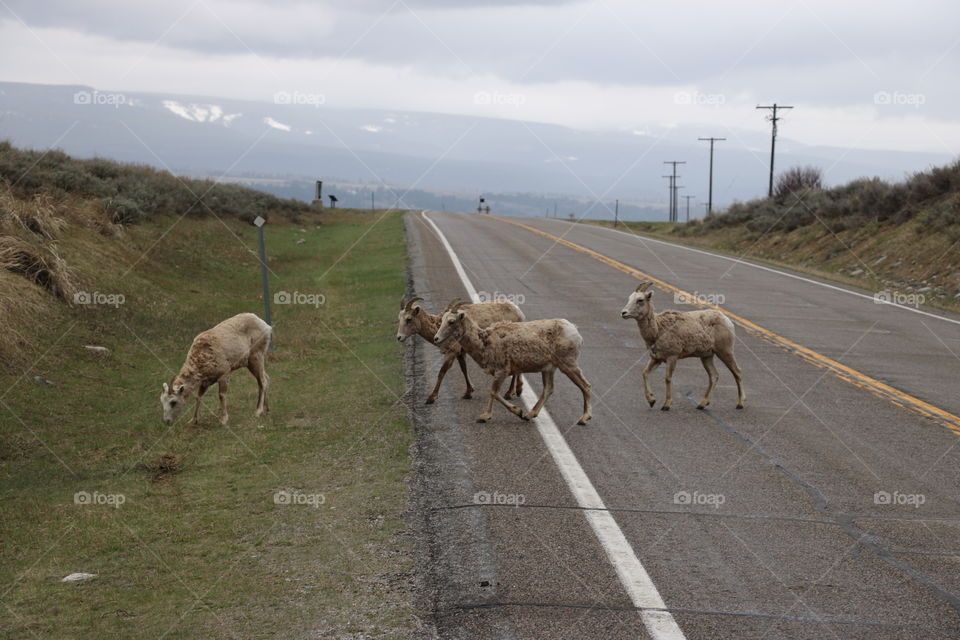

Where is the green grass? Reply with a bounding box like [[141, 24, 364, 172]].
[[0, 210, 416, 638]]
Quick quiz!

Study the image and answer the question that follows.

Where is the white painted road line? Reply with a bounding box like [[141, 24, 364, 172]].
[[421, 211, 687, 640], [566, 220, 960, 327]]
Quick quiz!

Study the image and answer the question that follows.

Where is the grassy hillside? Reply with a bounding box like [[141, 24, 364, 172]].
[[0, 145, 418, 637], [593, 160, 960, 310]]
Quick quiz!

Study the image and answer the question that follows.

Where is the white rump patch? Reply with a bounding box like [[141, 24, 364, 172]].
[[560, 319, 582, 346], [720, 313, 735, 334]]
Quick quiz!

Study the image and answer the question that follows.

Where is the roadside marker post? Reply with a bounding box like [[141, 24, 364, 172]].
[[254, 215, 274, 351]]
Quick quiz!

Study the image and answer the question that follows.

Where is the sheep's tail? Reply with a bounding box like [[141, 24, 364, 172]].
[[512, 302, 526, 322], [559, 319, 583, 348], [720, 313, 735, 335]]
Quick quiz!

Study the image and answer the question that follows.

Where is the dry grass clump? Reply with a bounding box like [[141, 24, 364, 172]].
[[0, 235, 76, 302], [0, 191, 68, 240]]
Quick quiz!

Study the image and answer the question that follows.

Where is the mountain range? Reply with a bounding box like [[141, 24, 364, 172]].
[[0, 81, 952, 219]]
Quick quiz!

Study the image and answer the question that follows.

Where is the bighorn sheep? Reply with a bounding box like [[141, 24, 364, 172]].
[[620, 282, 744, 411], [433, 299, 592, 425], [397, 296, 524, 404], [160, 313, 271, 425]]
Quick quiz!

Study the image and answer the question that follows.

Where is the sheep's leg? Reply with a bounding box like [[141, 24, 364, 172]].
[[641, 359, 661, 407], [489, 372, 526, 420], [192, 385, 208, 425], [661, 356, 679, 411], [717, 350, 745, 409], [697, 356, 719, 410], [457, 354, 474, 399], [478, 373, 511, 423], [559, 364, 592, 425], [218, 377, 230, 425], [525, 370, 555, 420], [426, 351, 457, 404], [248, 353, 269, 415], [504, 373, 523, 400]]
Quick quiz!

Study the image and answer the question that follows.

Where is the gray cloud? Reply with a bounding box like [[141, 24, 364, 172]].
[[2, 0, 958, 119]]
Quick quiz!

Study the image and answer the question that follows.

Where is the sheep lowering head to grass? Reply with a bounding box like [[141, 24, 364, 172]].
[[160, 313, 271, 425], [620, 281, 744, 411], [396, 296, 525, 404], [434, 299, 592, 425]]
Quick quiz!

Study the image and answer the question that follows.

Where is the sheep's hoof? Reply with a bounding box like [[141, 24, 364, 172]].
[[476, 416, 490, 423], [577, 417, 590, 425], [696, 404, 706, 410], [425, 397, 436, 405], [462, 393, 473, 400], [660, 406, 670, 411], [518, 412, 530, 422], [736, 404, 744, 410], [647, 400, 656, 408]]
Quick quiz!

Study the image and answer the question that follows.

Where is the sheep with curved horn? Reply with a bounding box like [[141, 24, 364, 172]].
[[397, 295, 525, 404], [621, 281, 744, 411]]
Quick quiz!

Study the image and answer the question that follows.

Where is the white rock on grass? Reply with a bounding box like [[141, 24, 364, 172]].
[[84, 346, 109, 353], [62, 573, 97, 583]]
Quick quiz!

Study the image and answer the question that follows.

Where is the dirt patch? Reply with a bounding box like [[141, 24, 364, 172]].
[[140, 453, 183, 483]]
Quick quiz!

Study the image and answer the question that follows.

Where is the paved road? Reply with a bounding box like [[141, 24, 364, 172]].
[[405, 211, 960, 640]]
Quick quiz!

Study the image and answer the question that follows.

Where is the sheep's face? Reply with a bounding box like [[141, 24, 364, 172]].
[[396, 305, 423, 342], [434, 310, 466, 344], [621, 289, 653, 319], [160, 382, 187, 425]]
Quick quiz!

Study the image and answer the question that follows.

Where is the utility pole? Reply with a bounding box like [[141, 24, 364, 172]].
[[682, 195, 695, 222], [663, 161, 686, 222], [697, 137, 725, 215], [614, 199, 619, 227], [662, 175, 674, 222], [553, 202, 557, 218], [371, 192, 375, 212], [756, 103, 793, 197]]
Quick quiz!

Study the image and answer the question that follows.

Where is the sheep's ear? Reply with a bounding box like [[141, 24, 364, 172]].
[[645, 291, 654, 300], [162, 382, 169, 394], [175, 384, 185, 395], [457, 310, 466, 320], [411, 306, 420, 316]]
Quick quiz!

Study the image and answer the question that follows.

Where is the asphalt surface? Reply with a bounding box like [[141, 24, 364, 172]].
[[404, 210, 960, 640]]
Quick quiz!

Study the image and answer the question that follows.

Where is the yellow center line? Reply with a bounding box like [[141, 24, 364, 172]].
[[490, 215, 960, 436]]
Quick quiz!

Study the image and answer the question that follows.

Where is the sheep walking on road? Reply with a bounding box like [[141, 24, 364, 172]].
[[160, 313, 271, 425], [621, 282, 744, 411], [433, 300, 592, 425], [397, 296, 525, 404]]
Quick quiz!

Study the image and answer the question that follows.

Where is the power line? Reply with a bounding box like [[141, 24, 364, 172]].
[[756, 103, 793, 197], [697, 137, 725, 215]]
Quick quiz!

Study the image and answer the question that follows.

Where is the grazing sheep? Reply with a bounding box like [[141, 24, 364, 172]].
[[620, 282, 744, 411], [397, 296, 525, 404], [160, 313, 271, 425], [433, 300, 592, 425]]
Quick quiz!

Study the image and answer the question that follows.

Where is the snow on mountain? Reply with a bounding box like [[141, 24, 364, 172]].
[[263, 117, 291, 132], [162, 100, 241, 126]]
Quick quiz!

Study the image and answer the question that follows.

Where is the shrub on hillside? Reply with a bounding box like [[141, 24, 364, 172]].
[[0, 140, 312, 223], [774, 166, 823, 200]]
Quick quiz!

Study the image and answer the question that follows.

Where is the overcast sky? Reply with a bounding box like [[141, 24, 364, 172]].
[[2, 0, 959, 153]]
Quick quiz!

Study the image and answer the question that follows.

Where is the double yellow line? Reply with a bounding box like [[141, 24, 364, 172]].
[[492, 215, 960, 436]]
